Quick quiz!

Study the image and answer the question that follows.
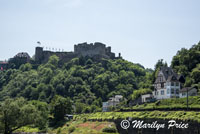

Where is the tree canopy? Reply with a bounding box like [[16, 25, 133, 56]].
[[0, 97, 48, 134], [171, 41, 200, 88], [0, 56, 152, 112]]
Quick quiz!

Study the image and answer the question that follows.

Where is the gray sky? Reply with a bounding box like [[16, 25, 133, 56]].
[[0, 0, 200, 69]]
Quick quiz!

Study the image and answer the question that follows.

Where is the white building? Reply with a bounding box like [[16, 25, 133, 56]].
[[179, 87, 197, 98], [102, 102, 109, 112], [102, 95, 123, 112], [153, 67, 184, 100], [141, 94, 153, 103]]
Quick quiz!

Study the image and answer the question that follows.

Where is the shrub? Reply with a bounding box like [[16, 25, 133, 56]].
[[68, 126, 75, 133], [155, 100, 160, 106], [102, 127, 117, 133], [131, 88, 152, 100], [83, 118, 87, 122], [56, 127, 61, 134]]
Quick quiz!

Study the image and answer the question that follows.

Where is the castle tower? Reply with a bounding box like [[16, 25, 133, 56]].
[[106, 47, 111, 53], [118, 53, 121, 58], [35, 47, 43, 63]]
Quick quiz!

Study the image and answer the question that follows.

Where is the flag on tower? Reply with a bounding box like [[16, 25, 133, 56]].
[[37, 41, 41, 46]]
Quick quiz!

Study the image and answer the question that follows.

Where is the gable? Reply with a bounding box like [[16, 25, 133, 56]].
[[155, 71, 166, 83]]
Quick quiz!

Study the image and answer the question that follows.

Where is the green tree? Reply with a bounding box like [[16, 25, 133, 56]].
[[50, 95, 72, 122], [19, 63, 32, 72], [131, 88, 152, 101], [171, 41, 200, 81], [29, 100, 49, 130], [191, 64, 200, 84], [0, 97, 44, 134], [47, 55, 59, 68], [85, 59, 93, 65], [75, 102, 85, 114]]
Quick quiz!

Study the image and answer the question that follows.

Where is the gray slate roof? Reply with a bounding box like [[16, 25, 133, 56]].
[[180, 87, 196, 93], [155, 67, 181, 83]]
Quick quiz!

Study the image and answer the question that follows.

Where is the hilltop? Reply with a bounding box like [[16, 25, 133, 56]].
[[0, 55, 152, 110]]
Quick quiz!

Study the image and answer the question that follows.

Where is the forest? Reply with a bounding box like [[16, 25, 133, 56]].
[[0, 41, 200, 133], [0, 54, 152, 133]]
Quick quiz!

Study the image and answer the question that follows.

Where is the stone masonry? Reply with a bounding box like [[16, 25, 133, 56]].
[[35, 42, 116, 64]]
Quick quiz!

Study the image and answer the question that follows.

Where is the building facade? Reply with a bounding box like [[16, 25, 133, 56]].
[[8, 52, 31, 69], [141, 94, 154, 103], [153, 67, 184, 100], [0, 61, 8, 71], [102, 95, 123, 112], [179, 87, 198, 98]]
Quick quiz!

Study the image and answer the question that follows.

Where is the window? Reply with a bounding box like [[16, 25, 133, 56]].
[[161, 83, 164, 88], [158, 75, 163, 82], [182, 92, 186, 96], [161, 90, 164, 95], [171, 82, 174, 86], [167, 89, 170, 94], [176, 89, 179, 94], [176, 82, 179, 86], [171, 88, 174, 94]]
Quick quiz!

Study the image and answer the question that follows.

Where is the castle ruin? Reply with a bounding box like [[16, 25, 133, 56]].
[[35, 42, 117, 64]]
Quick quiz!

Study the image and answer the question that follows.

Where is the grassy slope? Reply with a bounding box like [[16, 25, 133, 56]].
[[128, 96, 200, 110], [49, 120, 118, 134], [15, 110, 200, 133], [14, 97, 200, 133], [15, 121, 119, 134]]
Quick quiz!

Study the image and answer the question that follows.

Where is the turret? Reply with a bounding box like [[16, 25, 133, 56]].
[[118, 53, 121, 58], [35, 47, 43, 63]]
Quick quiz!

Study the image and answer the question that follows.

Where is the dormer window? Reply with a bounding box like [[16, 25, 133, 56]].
[[172, 76, 176, 80], [158, 75, 163, 82], [166, 70, 169, 75]]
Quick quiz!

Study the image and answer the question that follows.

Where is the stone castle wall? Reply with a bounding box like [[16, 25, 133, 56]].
[[35, 42, 116, 64]]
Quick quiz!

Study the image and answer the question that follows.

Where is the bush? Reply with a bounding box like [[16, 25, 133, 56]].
[[155, 100, 160, 106], [56, 127, 61, 134], [68, 126, 75, 133], [102, 127, 117, 133], [83, 118, 87, 122], [131, 88, 152, 100]]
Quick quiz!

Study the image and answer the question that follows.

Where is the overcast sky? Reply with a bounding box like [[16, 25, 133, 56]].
[[0, 0, 200, 69]]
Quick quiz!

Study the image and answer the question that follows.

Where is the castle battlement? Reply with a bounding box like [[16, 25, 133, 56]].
[[35, 42, 117, 64], [74, 42, 106, 53]]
